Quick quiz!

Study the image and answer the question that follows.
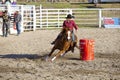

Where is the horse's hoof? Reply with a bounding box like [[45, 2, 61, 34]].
[[48, 59, 52, 62], [46, 58, 53, 62], [45, 56, 49, 61], [45, 56, 53, 62]]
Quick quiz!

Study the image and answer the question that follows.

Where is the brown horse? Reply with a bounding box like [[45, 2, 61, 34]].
[[46, 27, 79, 62]]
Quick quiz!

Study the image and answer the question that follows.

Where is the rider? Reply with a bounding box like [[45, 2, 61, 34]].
[[51, 14, 78, 45]]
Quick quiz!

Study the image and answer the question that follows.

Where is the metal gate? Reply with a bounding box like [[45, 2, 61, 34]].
[[0, 5, 36, 35], [0, 4, 120, 35], [0, 5, 7, 35]]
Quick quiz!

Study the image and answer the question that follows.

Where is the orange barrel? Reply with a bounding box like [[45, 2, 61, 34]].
[[79, 39, 95, 61]]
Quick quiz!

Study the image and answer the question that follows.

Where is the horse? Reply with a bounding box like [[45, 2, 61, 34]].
[[46, 27, 79, 62]]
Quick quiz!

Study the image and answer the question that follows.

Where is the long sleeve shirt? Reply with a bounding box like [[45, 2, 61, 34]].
[[14, 13, 21, 23], [63, 20, 78, 31]]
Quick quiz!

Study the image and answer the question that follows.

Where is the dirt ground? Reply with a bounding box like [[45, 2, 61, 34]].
[[0, 28, 120, 80]]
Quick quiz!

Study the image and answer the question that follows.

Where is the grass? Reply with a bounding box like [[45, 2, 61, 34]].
[[17, 1, 120, 8], [18, 2, 72, 8]]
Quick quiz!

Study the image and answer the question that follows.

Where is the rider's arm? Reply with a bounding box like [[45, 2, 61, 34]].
[[72, 20, 78, 30]]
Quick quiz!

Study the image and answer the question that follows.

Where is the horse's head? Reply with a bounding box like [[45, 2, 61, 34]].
[[61, 27, 72, 41]]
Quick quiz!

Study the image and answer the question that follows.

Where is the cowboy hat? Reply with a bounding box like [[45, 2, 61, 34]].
[[66, 14, 75, 19]]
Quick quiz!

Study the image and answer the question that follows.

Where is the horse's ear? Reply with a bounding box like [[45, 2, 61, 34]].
[[62, 27, 70, 33], [63, 27, 68, 30], [62, 27, 66, 30], [62, 27, 66, 31]]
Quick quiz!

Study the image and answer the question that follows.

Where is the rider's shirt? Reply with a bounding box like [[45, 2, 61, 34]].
[[63, 20, 78, 31]]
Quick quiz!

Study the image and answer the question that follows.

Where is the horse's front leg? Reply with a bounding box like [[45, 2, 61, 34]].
[[45, 47, 56, 61], [48, 46, 56, 57], [60, 50, 68, 57], [51, 50, 65, 61], [51, 42, 71, 61]]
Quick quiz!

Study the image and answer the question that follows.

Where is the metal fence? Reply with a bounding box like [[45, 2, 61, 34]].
[[0, 4, 120, 35], [36, 5, 72, 29], [36, 7, 120, 28], [71, 8, 100, 27]]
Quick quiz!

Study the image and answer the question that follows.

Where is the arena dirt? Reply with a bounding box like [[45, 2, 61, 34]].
[[0, 28, 120, 80]]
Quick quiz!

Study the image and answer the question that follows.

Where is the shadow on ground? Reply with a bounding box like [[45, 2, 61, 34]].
[[67, 57, 80, 61], [0, 52, 82, 61], [0, 53, 48, 59]]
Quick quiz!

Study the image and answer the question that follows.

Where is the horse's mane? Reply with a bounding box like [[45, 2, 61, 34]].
[[61, 27, 70, 34]]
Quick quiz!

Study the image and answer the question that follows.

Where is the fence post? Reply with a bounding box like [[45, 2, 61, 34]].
[[70, 9, 72, 15], [99, 9, 102, 28], [7, 5, 11, 14], [58, 9, 60, 27], [46, 9, 48, 28], [21, 5, 24, 32], [33, 5, 36, 31], [40, 4, 42, 28]]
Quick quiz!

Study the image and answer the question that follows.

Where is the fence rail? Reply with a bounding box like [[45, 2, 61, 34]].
[[0, 4, 120, 35]]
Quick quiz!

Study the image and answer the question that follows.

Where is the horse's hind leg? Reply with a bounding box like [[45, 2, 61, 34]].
[[74, 35, 79, 49], [75, 44, 79, 49]]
